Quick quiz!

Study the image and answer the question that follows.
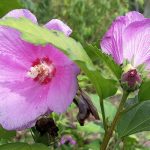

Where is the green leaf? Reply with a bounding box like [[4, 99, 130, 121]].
[[84, 140, 100, 150], [117, 100, 150, 138], [31, 127, 50, 146], [90, 94, 117, 122], [77, 122, 104, 134], [122, 136, 140, 150], [0, 0, 22, 17], [0, 143, 49, 150], [0, 18, 117, 99], [138, 79, 150, 101], [85, 44, 122, 80], [81, 64, 117, 99], [0, 127, 16, 140]]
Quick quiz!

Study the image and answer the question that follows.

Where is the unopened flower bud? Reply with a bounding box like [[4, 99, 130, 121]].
[[121, 65, 142, 92]]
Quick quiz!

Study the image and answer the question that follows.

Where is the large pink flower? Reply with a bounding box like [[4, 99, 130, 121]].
[[0, 9, 79, 130], [100, 11, 150, 69]]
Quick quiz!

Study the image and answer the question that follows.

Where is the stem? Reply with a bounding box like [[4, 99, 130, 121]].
[[100, 91, 129, 150], [100, 98, 107, 132]]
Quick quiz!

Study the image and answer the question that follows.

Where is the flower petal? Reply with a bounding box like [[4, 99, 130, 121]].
[[123, 19, 150, 67], [0, 26, 44, 65], [100, 11, 144, 64], [47, 64, 79, 113], [37, 44, 80, 67], [101, 17, 125, 64], [0, 79, 49, 130], [2, 9, 37, 23], [125, 11, 144, 23], [44, 19, 72, 36], [0, 54, 27, 82]]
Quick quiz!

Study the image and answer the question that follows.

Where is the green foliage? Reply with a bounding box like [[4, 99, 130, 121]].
[[0, 143, 49, 150], [83, 140, 100, 150], [138, 79, 150, 101], [0, 17, 117, 100], [117, 100, 150, 138], [0, 127, 16, 140], [90, 94, 117, 122], [85, 44, 122, 80], [0, 0, 22, 17], [21, 0, 128, 43], [30, 128, 50, 146], [123, 136, 143, 150], [124, 96, 139, 110], [77, 122, 104, 134]]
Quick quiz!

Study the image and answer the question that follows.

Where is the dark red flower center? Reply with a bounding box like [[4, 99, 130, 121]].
[[27, 57, 56, 84]]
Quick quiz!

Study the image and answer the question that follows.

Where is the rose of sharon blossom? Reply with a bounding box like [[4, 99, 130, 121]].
[[100, 11, 150, 90], [0, 9, 79, 130], [100, 11, 150, 68]]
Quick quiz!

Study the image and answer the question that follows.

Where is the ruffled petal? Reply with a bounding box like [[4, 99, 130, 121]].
[[47, 64, 79, 113], [123, 19, 150, 67], [100, 11, 144, 64], [2, 9, 37, 23], [44, 19, 72, 36], [0, 79, 49, 130]]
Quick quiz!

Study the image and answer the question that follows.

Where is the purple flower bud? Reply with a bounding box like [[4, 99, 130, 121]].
[[121, 68, 142, 92]]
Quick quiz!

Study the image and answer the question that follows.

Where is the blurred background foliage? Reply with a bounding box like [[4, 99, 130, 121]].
[[1, 0, 148, 44], [1, 0, 150, 149], [0, 0, 21, 17], [20, 0, 128, 44]]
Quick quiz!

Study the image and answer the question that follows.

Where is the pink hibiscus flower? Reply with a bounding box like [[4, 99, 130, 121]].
[[0, 9, 79, 130], [100, 11, 150, 68]]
